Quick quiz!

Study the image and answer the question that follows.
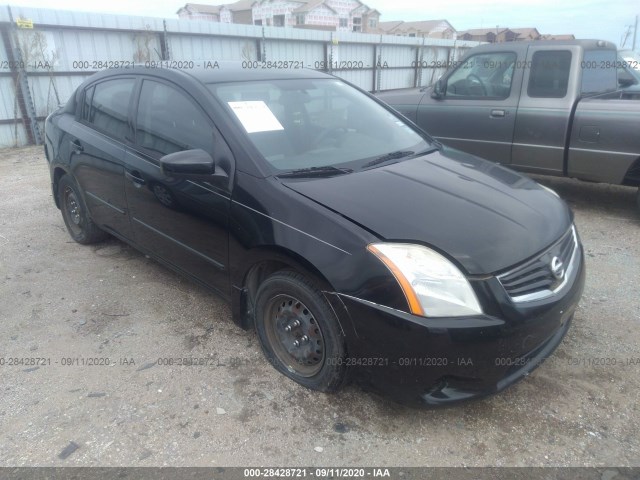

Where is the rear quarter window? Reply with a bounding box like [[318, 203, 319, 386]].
[[527, 51, 572, 98], [82, 78, 136, 141]]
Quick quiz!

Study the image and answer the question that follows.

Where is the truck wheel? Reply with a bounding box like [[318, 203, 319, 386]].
[[58, 175, 108, 245], [254, 270, 347, 392]]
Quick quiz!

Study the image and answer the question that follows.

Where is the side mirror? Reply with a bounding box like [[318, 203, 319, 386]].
[[160, 149, 215, 176], [431, 79, 445, 99], [618, 69, 636, 88]]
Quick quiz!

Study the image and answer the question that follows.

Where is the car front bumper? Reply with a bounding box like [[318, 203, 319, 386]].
[[325, 245, 586, 407]]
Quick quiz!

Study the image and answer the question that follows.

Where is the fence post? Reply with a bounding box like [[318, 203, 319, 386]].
[[374, 35, 382, 92], [259, 27, 266, 62], [161, 19, 170, 60], [371, 43, 377, 92], [1, 7, 42, 145]]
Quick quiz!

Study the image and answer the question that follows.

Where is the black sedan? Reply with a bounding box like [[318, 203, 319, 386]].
[[44, 65, 585, 406]]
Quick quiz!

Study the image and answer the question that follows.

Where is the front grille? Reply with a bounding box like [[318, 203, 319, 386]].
[[498, 226, 578, 302]]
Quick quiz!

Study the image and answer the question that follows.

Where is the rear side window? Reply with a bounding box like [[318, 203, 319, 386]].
[[83, 78, 135, 140], [528, 51, 572, 98], [135, 80, 213, 157], [581, 49, 618, 94]]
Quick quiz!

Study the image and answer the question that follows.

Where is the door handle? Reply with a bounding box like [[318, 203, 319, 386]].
[[125, 170, 146, 186], [490, 109, 507, 118], [71, 139, 84, 154]]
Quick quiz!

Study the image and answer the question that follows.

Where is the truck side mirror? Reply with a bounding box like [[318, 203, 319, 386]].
[[431, 79, 445, 99], [618, 69, 636, 88]]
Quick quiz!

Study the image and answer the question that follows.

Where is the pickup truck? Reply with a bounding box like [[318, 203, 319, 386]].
[[377, 40, 640, 210]]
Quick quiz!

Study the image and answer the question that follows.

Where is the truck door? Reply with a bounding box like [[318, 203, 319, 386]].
[[511, 46, 581, 174], [417, 50, 522, 164]]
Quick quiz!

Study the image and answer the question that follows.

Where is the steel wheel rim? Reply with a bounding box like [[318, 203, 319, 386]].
[[153, 185, 173, 207], [264, 294, 325, 377], [63, 186, 82, 235]]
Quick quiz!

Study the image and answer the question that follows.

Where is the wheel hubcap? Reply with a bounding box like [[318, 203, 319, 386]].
[[153, 185, 173, 207], [265, 294, 325, 377], [64, 186, 82, 234]]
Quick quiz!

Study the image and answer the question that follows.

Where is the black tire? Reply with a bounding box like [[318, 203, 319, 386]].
[[254, 270, 347, 392], [637, 188, 640, 212], [58, 175, 108, 245]]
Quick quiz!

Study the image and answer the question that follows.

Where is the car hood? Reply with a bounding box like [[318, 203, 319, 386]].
[[283, 148, 572, 275]]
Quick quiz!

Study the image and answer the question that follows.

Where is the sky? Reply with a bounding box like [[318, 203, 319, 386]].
[[4, 0, 640, 49]]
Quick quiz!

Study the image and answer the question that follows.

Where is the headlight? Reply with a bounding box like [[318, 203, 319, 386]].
[[368, 243, 483, 317]]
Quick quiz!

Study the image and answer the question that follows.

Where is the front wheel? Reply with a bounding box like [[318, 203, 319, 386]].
[[58, 175, 108, 244], [254, 270, 347, 392]]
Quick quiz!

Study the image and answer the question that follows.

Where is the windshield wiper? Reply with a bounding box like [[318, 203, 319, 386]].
[[277, 166, 353, 179], [361, 150, 415, 169], [361, 146, 440, 170]]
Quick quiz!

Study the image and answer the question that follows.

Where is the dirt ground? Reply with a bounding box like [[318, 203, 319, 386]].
[[0, 146, 639, 468]]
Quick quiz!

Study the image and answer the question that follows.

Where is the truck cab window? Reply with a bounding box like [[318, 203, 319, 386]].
[[528, 51, 572, 98], [581, 49, 618, 95], [445, 52, 516, 98]]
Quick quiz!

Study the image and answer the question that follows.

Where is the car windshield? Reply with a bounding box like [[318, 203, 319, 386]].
[[208, 78, 430, 173]]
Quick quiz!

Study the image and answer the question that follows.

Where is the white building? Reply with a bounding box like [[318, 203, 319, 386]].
[[177, 0, 380, 32]]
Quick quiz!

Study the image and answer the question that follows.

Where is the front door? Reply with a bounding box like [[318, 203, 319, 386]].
[[417, 50, 522, 165], [123, 78, 232, 297]]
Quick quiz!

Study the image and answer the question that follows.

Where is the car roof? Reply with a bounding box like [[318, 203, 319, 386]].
[[467, 39, 617, 56], [82, 62, 332, 87]]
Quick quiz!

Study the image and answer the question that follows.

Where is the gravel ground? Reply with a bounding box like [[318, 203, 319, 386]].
[[0, 146, 639, 468]]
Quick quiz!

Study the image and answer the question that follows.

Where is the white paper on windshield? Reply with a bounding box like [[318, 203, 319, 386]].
[[227, 101, 284, 133]]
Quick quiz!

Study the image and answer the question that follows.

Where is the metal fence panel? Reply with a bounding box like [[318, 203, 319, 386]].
[[337, 69, 374, 91], [0, 122, 28, 149], [169, 34, 250, 62], [4, 5, 164, 31], [0, 5, 480, 147], [0, 76, 19, 121], [28, 74, 89, 117], [264, 40, 324, 65], [379, 68, 417, 91]]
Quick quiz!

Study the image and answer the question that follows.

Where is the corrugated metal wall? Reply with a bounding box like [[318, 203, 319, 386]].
[[0, 5, 480, 148]]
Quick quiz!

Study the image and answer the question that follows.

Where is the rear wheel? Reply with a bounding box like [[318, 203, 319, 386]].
[[254, 270, 346, 392], [58, 175, 108, 245]]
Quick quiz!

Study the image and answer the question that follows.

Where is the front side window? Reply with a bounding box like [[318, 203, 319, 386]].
[[135, 80, 213, 157], [445, 52, 516, 98], [209, 78, 429, 173], [581, 49, 617, 95], [528, 50, 572, 98], [84, 78, 135, 140]]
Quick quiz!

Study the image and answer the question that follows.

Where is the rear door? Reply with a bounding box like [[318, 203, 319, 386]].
[[416, 49, 523, 164], [123, 78, 232, 297], [70, 77, 136, 239], [511, 46, 581, 174]]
